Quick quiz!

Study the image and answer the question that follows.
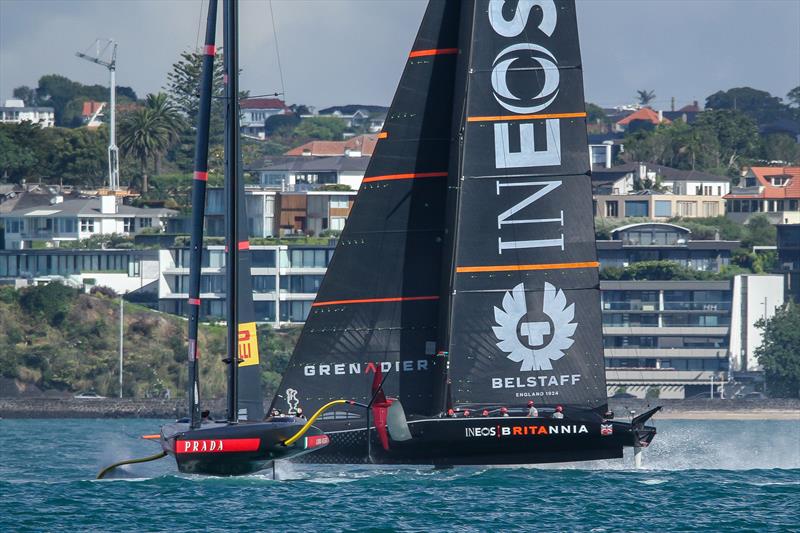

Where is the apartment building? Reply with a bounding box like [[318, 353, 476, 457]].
[[0, 248, 160, 295], [602, 274, 783, 399], [157, 243, 335, 326], [597, 223, 738, 272]]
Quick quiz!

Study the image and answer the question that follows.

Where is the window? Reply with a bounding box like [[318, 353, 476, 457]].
[[280, 300, 312, 322], [80, 218, 95, 233], [654, 201, 672, 217], [624, 200, 649, 217], [605, 201, 619, 217], [254, 301, 276, 322], [330, 196, 349, 209], [139, 218, 152, 229], [703, 202, 719, 217], [677, 201, 696, 217], [251, 249, 276, 268], [281, 275, 323, 293], [7, 218, 23, 234], [331, 217, 346, 231], [252, 275, 276, 293], [290, 248, 332, 268], [123, 218, 135, 233]]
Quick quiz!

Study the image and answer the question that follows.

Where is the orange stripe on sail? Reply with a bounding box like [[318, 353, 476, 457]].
[[312, 295, 439, 307], [362, 172, 447, 184], [409, 48, 458, 58], [466, 112, 587, 123], [456, 261, 600, 273]]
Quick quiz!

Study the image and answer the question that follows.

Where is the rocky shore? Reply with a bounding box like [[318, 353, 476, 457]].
[[0, 397, 797, 420]]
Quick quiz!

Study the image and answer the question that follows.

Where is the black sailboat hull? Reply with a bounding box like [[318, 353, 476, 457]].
[[160, 418, 328, 476], [292, 416, 655, 466]]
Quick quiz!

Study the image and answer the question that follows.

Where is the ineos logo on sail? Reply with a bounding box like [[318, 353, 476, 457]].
[[487, 1, 565, 254], [488, 0, 561, 170]]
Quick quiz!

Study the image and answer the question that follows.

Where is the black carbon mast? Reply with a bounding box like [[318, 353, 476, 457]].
[[187, 0, 219, 430], [223, 0, 265, 422]]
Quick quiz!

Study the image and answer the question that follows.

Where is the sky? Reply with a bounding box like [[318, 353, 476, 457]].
[[0, 0, 798, 111]]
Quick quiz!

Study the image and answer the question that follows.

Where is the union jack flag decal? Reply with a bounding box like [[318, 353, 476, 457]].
[[600, 424, 613, 436]]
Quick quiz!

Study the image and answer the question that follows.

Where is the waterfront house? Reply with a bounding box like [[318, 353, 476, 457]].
[[593, 163, 729, 219], [0, 195, 177, 250], [725, 166, 800, 224]]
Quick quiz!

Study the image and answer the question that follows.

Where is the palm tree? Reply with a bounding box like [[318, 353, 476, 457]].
[[119, 107, 168, 193], [144, 93, 184, 175], [636, 89, 656, 106]]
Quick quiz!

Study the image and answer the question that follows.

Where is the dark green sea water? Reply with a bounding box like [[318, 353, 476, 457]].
[[0, 419, 798, 532]]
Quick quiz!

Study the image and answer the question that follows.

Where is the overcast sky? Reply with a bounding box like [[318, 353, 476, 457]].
[[1, 0, 798, 110]]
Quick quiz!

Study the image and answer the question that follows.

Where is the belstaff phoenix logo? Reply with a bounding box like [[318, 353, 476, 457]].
[[493, 282, 577, 371]]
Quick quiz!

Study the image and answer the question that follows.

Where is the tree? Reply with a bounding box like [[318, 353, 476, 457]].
[[143, 93, 185, 175], [12, 86, 39, 106], [743, 215, 777, 248], [0, 124, 38, 182], [705, 87, 790, 125], [293, 116, 346, 141], [165, 50, 225, 139], [755, 302, 800, 398], [788, 86, 800, 108], [636, 90, 656, 106], [119, 107, 170, 193], [692, 110, 759, 171], [761, 133, 800, 164]]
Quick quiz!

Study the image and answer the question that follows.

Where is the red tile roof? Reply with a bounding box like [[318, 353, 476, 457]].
[[82, 101, 104, 117], [240, 98, 287, 110], [285, 134, 378, 157], [616, 107, 671, 126], [725, 166, 800, 200]]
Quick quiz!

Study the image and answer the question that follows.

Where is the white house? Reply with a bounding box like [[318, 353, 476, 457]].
[[253, 155, 369, 191], [240, 98, 288, 139], [1, 195, 177, 249], [0, 99, 55, 128]]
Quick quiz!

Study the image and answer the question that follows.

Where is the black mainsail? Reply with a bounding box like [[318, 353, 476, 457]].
[[270, 0, 657, 468], [273, 0, 463, 417]]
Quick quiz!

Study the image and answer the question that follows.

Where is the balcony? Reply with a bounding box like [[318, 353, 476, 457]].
[[663, 301, 731, 311], [603, 326, 729, 336], [601, 301, 732, 312], [605, 348, 727, 358], [602, 301, 659, 311], [605, 369, 727, 384]]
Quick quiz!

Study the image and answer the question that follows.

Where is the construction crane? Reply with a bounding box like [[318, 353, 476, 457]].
[[76, 39, 120, 192]]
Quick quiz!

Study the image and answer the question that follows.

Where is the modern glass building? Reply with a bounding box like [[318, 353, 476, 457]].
[[157, 244, 335, 325]]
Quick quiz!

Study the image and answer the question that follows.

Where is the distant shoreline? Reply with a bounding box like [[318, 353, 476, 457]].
[[1, 397, 798, 420]]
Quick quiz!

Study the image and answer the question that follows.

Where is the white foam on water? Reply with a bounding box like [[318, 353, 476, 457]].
[[640, 420, 800, 471], [637, 478, 668, 485]]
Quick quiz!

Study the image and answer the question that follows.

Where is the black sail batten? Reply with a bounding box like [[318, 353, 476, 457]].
[[447, 0, 607, 410], [187, 0, 219, 429], [272, 0, 463, 418]]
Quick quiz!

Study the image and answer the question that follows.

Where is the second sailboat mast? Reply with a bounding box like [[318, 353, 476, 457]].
[[224, 0, 240, 423]]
